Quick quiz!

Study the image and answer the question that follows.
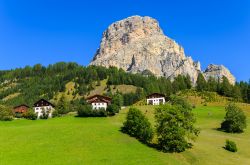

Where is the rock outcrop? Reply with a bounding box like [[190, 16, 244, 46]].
[[90, 15, 235, 84], [203, 64, 236, 85]]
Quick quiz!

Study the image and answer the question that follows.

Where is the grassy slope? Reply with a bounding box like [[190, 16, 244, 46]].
[[0, 105, 250, 165], [88, 79, 137, 97]]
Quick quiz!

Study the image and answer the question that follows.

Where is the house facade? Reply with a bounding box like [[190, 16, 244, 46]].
[[33, 99, 55, 118], [13, 104, 30, 117], [146, 93, 166, 105], [86, 95, 112, 110]]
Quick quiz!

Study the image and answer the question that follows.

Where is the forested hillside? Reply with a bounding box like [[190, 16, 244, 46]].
[[0, 62, 249, 108]]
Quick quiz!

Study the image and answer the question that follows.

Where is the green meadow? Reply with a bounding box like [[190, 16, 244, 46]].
[[0, 105, 250, 165]]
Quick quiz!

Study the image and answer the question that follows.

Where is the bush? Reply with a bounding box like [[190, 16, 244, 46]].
[[106, 104, 120, 116], [23, 109, 37, 120], [1, 116, 13, 121], [0, 105, 13, 121], [52, 110, 59, 118], [224, 140, 237, 152], [77, 105, 107, 117], [122, 108, 153, 144], [155, 102, 199, 153], [221, 103, 247, 133], [77, 105, 93, 117]]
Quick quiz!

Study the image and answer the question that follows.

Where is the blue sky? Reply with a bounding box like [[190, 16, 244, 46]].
[[0, 0, 249, 81]]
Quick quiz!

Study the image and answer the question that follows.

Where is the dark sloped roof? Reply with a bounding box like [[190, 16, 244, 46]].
[[86, 95, 112, 104], [146, 93, 165, 99], [33, 99, 55, 107], [13, 104, 30, 109]]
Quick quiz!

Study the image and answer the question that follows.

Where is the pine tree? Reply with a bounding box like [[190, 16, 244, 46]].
[[196, 73, 207, 91], [220, 76, 232, 97]]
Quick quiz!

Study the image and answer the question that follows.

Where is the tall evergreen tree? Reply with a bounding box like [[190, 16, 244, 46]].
[[220, 76, 232, 97], [196, 73, 207, 91]]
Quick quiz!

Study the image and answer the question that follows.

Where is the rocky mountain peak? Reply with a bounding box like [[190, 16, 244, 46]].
[[90, 15, 235, 84], [203, 64, 236, 84]]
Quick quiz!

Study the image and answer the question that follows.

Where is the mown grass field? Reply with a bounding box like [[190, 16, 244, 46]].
[[0, 105, 250, 165]]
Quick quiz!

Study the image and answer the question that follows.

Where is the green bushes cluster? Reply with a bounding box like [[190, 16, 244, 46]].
[[221, 103, 247, 133], [106, 104, 120, 116], [23, 109, 37, 120], [122, 97, 199, 153], [0, 105, 13, 121], [122, 108, 153, 144], [77, 105, 107, 117], [155, 97, 199, 152]]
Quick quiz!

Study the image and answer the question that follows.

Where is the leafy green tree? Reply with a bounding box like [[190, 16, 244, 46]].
[[57, 95, 69, 115], [106, 104, 120, 116], [112, 93, 124, 107], [196, 73, 207, 91], [0, 105, 13, 121], [155, 98, 199, 152], [122, 108, 153, 144], [23, 108, 37, 120], [221, 103, 247, 133]]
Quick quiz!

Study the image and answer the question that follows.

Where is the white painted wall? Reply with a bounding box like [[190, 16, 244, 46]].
[[147, 97, 165, 105], [34, 106, 54, 118], [91, 102, 108, 110]]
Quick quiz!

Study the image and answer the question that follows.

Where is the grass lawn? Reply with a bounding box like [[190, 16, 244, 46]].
[[0, 105, 250, 165]]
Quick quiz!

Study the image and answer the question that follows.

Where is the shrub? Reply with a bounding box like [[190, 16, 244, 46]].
[[52, 110, 59, 118], [0, 105, 13, 121], [106, 104, 120, 116], [122, 108, 153, 144], [93, 108, 107, 117], [23, 109, 37, 120], [221, 103, 247, 133], [1, 116, 13, 121], [77, 105, 107, 117], [57, 96, 70, 115], [77, 105, 93, 117], [155, 102, 199, 153], [224, 140, 237, 152]]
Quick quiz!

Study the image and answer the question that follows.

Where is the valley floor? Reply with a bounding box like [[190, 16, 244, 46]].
[[0, 105, 250, 165]]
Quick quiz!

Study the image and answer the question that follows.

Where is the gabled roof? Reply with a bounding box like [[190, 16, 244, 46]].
[[86, 95, 112, 104], [86, 94, 111, 100], [13, 104, 30, 109], [146, 93, 165, 99], [33, 99, 55, 107]]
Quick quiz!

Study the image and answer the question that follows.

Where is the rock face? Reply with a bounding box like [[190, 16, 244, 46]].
[[203, 64, 236, 85], [90, 15, 235, 84]]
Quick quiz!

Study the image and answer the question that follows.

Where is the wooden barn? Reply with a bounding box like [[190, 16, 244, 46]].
[[13, 104, 30, 117]]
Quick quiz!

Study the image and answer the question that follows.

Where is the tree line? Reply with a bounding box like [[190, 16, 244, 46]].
[[0, 62, 249, 108]]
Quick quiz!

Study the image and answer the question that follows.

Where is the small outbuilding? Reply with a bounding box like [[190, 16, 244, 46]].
[[146, 93, 166, 105], [13, 104, 30, 117], [86, 95, 112, 110], [33, 99, 55, 118]]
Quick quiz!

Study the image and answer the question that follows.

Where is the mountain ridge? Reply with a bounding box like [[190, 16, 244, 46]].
[[90, 15, 235, 85]]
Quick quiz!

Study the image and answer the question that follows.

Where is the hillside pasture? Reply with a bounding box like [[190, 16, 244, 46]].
[[0, 105, 250, 165]]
